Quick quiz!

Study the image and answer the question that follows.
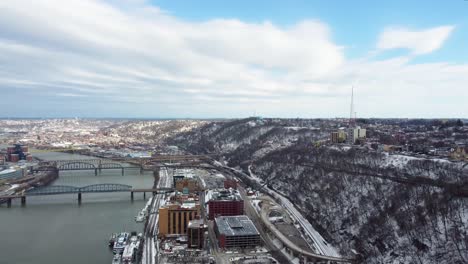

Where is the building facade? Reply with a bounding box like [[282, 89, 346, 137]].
[[330, 130, 347, 143], [175, 178, 201, 193], [214, 215, 260, 248], [351, 127, 367, 144], [187, 219, 206, 249], [451, 145, 468, 161], [158, 202, 201, 237], [207, 189, 244, 220]]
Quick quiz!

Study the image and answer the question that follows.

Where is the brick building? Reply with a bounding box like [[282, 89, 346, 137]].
[[207, 188, 244, 220]]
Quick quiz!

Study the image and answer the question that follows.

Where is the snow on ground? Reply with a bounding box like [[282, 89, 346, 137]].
[[245, 165, 341, 258], [199, 176, 206, 188], [273, 191, 341, 257], [205, 190, 213, 204], [142, 241, 147, 264], [214, 173, 225, 178], [383, 153, 451, 169], [248, 165, 264, 183], [250, 199, 262, 213], [6, 184, 20, 192], [329, 145, 352, 151], [383, 154, 419, 168], [150, 237, 156, 264]]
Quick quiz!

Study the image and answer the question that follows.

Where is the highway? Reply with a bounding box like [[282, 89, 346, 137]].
[[142, 167, 172, 264], [237, 185, 292, 264], [212, 162, 354, 263], [258, 201, 353, 263]]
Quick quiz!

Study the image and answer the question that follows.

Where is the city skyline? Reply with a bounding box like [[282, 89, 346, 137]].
[[1, 0, 467, 118]]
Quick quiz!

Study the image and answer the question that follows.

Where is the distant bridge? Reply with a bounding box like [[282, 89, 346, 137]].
[[35, 159, 140, 176], [27, 183, 134, 195], [0, 183, 174, 207], [35, 155, 217, 175]]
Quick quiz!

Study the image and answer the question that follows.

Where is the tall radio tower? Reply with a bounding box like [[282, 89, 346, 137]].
[[349, 86, 355, 128]]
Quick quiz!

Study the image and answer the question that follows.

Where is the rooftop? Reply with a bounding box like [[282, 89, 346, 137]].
[[215, 215, 259, 237], [188, 219, 205, 229], [208, 188, 242, 202], [161, 200, 200, 211]]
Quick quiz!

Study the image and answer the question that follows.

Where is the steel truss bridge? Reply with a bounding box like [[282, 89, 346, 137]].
[[36, 155, 216, 175], [26, 184, 173, 195], [1, 183, 174, 206], [36, 159, 141, 175], [27, 183, 134, 195]]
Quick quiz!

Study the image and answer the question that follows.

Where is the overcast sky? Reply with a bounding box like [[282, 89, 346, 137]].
[[0, 0, 467, 118]]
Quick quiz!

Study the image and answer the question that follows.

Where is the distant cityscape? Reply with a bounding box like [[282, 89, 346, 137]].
[[1, 118, 467, 166], [1, 117, 467, 264]]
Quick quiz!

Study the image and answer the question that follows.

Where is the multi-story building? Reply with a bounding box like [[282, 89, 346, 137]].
[[214, 215, 261, 248], [351, 126, 367, 144], [172, 174, 185, 187], [175, 178, 202, 193], [451, 145, 468, 161], [0, 153, 5, 165], [207, 188, 244, 220], [158, 201, 201, 238], [330, 129, 347, 143], [187, 219, 206, 249]]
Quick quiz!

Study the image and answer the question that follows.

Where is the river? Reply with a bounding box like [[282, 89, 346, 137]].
[[0, 152, 154, 264]]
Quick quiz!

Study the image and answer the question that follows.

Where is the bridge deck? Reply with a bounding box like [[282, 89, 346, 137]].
[[0, 185, 174, 199]]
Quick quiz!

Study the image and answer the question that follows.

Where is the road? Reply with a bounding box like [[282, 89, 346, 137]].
[[213, 162, 353, 262], [142, 167, 172, 264], [237, 185, 292, 264], [259, 200, 352, 262]]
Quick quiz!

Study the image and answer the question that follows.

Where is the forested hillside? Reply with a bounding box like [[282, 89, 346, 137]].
[[168, 118, 468, 264]]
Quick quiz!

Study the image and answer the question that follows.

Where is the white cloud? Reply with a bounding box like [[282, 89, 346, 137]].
[[0, 0, 466, 118], [377, 26, 455, 55]]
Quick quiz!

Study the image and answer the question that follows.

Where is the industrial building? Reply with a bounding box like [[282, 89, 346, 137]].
[[158, 201, 201, 237], [187, 219, 206, 249], [207, 188, 244, 220], [4, 144, 32, 162], [214, 215, 261, 248]]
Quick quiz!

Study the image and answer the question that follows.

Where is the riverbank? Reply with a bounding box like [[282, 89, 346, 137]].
[[0, 151, 154, 264]]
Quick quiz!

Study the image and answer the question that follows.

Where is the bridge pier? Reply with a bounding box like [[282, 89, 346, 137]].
[[143, 192, 146, 199], [122, 168, 124, 176], [7, 198, 12, 208], [78, 192, 82, 204], [131, 191, 134, 201], [140, 166, 144, 174], [21, 196, 26, 206], [94, 168, 98, 176]]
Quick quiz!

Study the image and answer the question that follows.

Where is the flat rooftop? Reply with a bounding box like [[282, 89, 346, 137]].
[[208, 188, 242, 202], [188, 219, 205, 229], [215, 215, 259, 237]]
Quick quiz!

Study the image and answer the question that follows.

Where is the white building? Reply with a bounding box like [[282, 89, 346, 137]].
[[353, 127, 367, 143]]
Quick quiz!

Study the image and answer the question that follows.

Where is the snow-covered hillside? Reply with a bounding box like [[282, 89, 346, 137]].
[[169, 118, 468, 264]]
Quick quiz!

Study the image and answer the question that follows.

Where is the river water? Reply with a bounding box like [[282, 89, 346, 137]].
[[0, 152, 154, 264]]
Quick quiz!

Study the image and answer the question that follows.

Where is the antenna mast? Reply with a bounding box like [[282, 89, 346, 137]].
[[349, 86, 355, 127]]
